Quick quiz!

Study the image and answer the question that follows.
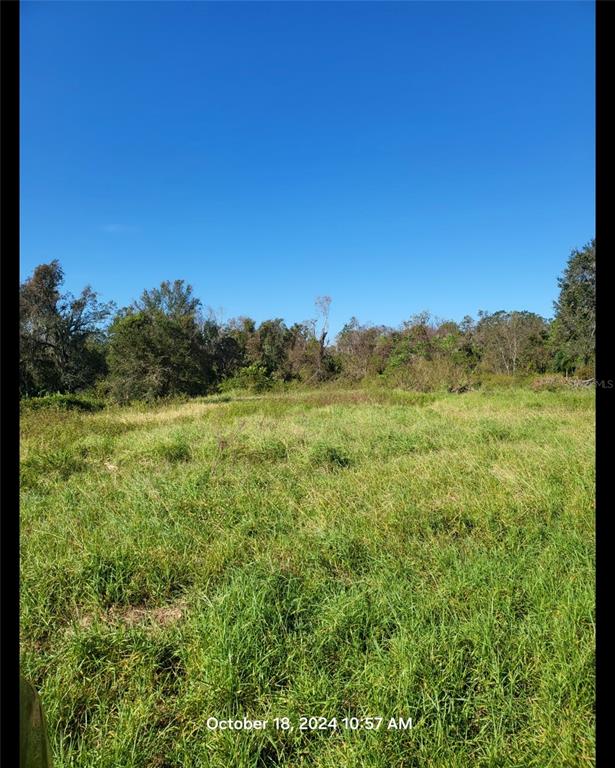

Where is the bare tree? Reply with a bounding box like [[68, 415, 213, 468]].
[[314, 295, 332, 377]]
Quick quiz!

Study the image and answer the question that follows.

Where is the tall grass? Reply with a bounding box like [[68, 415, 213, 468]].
[[20, 387, 595, 767]]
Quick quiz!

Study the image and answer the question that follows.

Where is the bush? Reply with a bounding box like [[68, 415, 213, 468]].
[[529, 374, 569, 392], [573, 363, 595, 381], [384, 358, 472, 393], [20, 393, 105, 413], [218, 364, 275, 394], [475, 372, 532, 391]]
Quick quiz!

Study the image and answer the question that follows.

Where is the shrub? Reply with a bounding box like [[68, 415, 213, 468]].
[[573, 363, 595, 381], [476, 372, 532, 391], [20, 393, 105, 413], [530, 374, 569, 392], [218, 364, 275, 394], [384, 358, 472, 393]]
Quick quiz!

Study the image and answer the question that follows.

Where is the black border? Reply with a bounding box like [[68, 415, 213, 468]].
[[595, 1, 611, 765], [1, 0, 21, 760]]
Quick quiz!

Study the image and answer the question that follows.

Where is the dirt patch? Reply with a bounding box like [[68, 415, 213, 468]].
[[72, 601, 187, 633], [109, 603, 186, 627]]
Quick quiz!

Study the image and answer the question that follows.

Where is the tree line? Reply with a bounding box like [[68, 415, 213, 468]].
[[20, 240, 595, 401]]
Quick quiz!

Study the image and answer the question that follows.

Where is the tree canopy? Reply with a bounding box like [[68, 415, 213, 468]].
[[552, 239, 596, 373], [20, 260, 113, 396], [20, 240, 595, 399]]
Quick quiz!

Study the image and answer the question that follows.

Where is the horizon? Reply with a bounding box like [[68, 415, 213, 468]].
[[20, 1, 595, 336]]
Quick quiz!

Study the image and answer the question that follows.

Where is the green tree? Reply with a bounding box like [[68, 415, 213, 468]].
[[336, 318, 392, 381], [106, 280, 209, 402], [246, 318, 290, 376], [475, 310, 550, 374], [201, 317, 244, 381], [263, 320, 291, 376], [552, 239, 596, 374], [20, 260, 112, 396]]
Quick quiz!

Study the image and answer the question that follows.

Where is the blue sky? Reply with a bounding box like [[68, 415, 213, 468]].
[[20, 1, 594, 336]]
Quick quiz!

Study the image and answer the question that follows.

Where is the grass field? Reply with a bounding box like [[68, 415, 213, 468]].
[[20, 387, 595, 768]]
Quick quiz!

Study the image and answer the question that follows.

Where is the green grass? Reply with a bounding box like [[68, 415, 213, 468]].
[[20, 387, 595, 767]]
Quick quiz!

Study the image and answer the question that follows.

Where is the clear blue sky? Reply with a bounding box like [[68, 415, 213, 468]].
[[20, 1, 595, 336]]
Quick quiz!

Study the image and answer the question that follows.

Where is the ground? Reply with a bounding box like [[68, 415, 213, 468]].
[[20, 387, 595, 767]]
